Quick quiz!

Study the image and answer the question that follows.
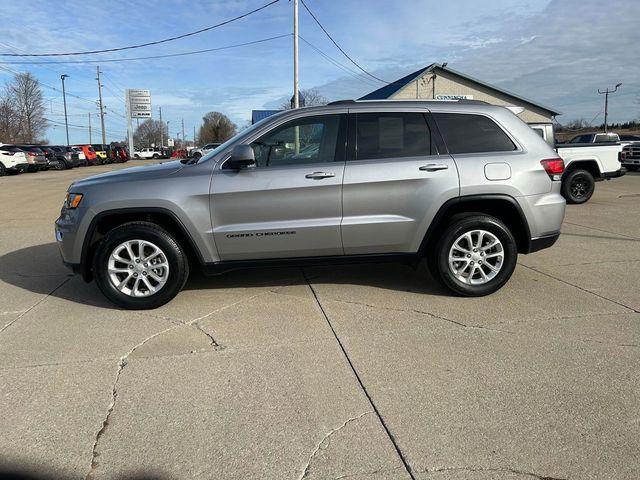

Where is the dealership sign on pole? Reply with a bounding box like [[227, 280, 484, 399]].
[[126, 89, 152, 155]]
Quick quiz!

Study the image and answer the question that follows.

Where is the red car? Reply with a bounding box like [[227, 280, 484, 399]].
[[74, 145, 99, 165], [113, 146, 129, 162]]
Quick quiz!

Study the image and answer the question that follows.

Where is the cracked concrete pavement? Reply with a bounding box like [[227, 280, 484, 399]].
[[0, 163, 638, 479]]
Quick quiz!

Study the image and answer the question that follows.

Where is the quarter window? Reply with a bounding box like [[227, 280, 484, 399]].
[[433, 113, 516, 154], [355, 112, 432, 160], [250, 114, 342, 167]]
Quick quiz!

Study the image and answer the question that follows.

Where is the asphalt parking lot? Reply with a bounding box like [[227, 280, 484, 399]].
[[1, 161, 639, 480]]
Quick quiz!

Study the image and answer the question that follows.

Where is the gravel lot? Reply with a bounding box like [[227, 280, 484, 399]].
[[1, 161, 639, 480]]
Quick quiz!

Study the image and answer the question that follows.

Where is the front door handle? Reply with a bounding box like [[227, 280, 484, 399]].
[[419, 163, 449, 172], [305, 171, 335, 179]]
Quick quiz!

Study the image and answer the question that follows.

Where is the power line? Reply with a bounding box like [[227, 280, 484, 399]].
[[0, 34, 291, 65], [0, 0, 281, 57], [298, 35, 381, 88], [299, 0, 388, 84]]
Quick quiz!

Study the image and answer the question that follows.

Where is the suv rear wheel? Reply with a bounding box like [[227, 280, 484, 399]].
[[93, 222, 189, 309], [430, 215, 518, 296]]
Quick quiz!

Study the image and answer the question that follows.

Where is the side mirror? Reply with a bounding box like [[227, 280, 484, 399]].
[[227, 144, 256, 170]]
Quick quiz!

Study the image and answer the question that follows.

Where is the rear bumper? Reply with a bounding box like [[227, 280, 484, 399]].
[[9, 162, 29, 171], [528, 232, 560, 253], [602, 168, 626, 179]]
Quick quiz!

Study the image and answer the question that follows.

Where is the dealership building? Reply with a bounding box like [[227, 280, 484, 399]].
[[360, 63, 561, 123]]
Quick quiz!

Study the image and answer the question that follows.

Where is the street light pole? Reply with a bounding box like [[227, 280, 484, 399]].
[[598, 83, 622, 133], [60, 74, 70, 145]]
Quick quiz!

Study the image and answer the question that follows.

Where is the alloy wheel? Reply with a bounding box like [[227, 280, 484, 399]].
[[107, 239, 170, 297], [448, 229, 504, 285]]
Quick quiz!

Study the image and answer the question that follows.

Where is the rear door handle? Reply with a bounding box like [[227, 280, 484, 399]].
[[305, 171, 335, 179], [419, 163, 449, 172]]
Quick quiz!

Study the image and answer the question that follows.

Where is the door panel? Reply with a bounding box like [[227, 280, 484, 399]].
[[342, 111, 459, 254], [210, 113, 346, 261]]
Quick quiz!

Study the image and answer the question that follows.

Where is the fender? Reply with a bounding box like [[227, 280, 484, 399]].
[[418, 194, 532, 254], [79, 207, 206, 281]]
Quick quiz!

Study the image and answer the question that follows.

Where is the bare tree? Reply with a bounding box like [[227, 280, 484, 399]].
[[280, 88, 328, 110], [198, 112, 236, 144], [133, 119, 167, 148], [8, 72, 46, 143], [0, 92, 19, 142]]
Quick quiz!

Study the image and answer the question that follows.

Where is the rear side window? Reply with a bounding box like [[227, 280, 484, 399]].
[[433, 113, 516, 154], [355, 112, 431, 160]]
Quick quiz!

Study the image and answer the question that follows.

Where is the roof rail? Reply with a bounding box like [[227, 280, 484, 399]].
[[327, 99, 357, 105]]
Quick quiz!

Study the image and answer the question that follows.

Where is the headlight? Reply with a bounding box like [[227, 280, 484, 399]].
[[64, 193, 84, 209]]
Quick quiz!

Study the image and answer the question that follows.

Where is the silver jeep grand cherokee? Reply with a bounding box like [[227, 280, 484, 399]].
[[55, 100, 566, 309]]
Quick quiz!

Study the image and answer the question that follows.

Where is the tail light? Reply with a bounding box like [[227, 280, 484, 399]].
[[619, 151, 626, 163], [27, 152, 37, 157], [540, 158, 564, 181]]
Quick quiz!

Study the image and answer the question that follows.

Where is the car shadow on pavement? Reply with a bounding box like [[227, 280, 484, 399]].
[[0, 243, 448, 309], [0, 467, 169, 480]]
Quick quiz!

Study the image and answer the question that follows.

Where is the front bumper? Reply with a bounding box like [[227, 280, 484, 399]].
[[55, 206, 90, 275]]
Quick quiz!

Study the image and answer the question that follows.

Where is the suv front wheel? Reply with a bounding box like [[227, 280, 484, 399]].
[[93, 222, 189, 309], [430, 215, 518, 297]]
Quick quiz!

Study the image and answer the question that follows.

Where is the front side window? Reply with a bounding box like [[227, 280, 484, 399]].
[[433, 113, 517, 154], [355, 112, 432, 160], [250, 114, 342, 167]]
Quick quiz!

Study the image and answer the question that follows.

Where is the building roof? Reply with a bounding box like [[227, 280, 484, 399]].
[[252, 109, 281, 124], [359, 63, 562, 116]]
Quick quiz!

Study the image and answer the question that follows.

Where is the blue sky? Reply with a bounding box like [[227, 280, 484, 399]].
[[0, 0, 638, 145]]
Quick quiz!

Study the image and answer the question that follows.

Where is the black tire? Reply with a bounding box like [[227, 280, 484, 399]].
[[152, 153, 159, 159], [53, 158, 68, 170], [93, 222, 189, 309], [0, 162, 6, 176], [192, 152, 202, 160], [429, 215, 518, 297], [562, 169, 595, 204]]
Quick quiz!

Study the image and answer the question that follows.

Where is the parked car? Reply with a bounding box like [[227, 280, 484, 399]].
[[15, 145, 48, 172], [91, 144, 109, 164], [529, 123, 626, 204], [56, 100, 566, 309], [74, 145, 99, 165], [49, 146, 82, 170], [619, 134, 640, 143], [0, 144, 28, 175], [113, 146, 129, 162], [190, 143, 221, 160], [74, 145, 98, 165], [39, 146, 56, 164], [133, 147, 162, 159], [567, 132, 620, 144]]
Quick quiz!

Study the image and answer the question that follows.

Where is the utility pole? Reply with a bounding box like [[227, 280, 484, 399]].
[[159, 107, 163, 150], [293, 0, 299, 109], [60, 74, 70, 145], [96, 66, 106, 144], [181, 118, 185, 145], [598, 83, 622, 133], [88, 113, 92, 143]]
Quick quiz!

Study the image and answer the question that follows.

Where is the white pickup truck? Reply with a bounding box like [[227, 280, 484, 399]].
[[529, 123, 626, 204]]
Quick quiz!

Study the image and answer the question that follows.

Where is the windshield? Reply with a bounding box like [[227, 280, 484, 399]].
[[199, 112, 287, 163]]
